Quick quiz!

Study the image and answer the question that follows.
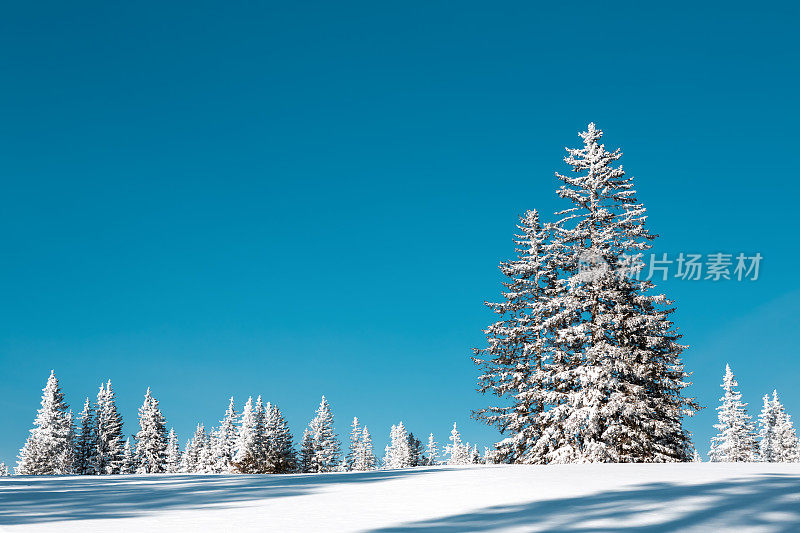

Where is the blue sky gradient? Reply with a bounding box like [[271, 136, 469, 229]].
[[1, 1, 798, 463]]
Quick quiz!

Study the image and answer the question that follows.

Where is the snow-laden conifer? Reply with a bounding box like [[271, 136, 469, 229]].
[[708, 365, 757, 462], [0, 463, 9, 476], [17, 371, 75, 475], [95, 380, 124, 474], [263, 402, 297, 473], [777, 410, 800, 463], [445, 423, 470, 465], [234, 396, 259, 471], [212, 397, 238, 473], [474, 209, 556, 464], [347, 417, 362, 471], [469, 444, 480, 464], [759, 391, 799, 462], [75, 397, 97, 475], [120, 438, 136, 474], [181, 424, 207, 473], [301, 396, 341, 472], [165, 428, 181, 473], [197, 428, 219, 473], [352, 426, 376, 471], [135, 387, 167, 473], [407, 432, 426, 467], [426, 433, 439, 466], [300, 428, 314, 473], [484, 124, 700, 464], [383, 422, 411, 469]]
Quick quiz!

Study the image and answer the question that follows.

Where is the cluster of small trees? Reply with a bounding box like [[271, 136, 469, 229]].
[[474, 123, 698, 464], [707, 364, 799, 463], [12, 371, 485, 476], [380, 421, 483, 469]]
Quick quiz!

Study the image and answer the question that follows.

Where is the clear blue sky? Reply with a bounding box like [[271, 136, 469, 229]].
[[1, 1, 798, 464]]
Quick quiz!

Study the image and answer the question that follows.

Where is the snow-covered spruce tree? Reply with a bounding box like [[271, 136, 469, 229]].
[[300, 428, 314, 473], [212, 397, 238, 473], [759, 391, 799, 462], [383, 422, 412, 469], [197, 429, 219, 473], [181, 424, 207, 473], [263, 402, 297, 473], [777, 409, 800, 463], [165, 428, 181, 473], [426, 434, 439, 466], [0, 463, 9, 476], [300, 396, 341, 473], [75, 397, 97, 475], [17, 371, 75, 475], [352, 426, 376, 471], [120, 438, 136, 474], [234, 396, 259, 472], [758, 392, 780, 462], [483, 446, 497, 464], [95, 380, 124, 474], [134, 388, 167, 473], [445, 423, 470, 465], [708, 365, 757, 462], [347, 417, 362, 471], [469, 444, 481, 464], [407, 433, 426, 467], [534, 123, 697, 463], [474, 209, 557, 464]]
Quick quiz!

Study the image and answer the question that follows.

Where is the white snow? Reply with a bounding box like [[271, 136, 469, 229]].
[[2, 463, 800, 532]]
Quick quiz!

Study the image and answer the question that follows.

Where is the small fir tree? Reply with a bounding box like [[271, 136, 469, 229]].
[[134, 388, 168, 473], [708, 365, 758, 462]]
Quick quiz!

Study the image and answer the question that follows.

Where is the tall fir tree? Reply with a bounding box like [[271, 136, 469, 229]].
[[407, 432, 426, 467], [134, 388, 167, 473], [353, 426, 376, 471], [302, 396, 341, 473], [474, 209, 555, 463], [426, 433, 439, 466], [383, 422, 411, 469], [75, 397, 97, 475], [708, 365, 757, 462], [17, 371, 75, 475], [759, 391, 799, 462], [777, 410, 800, 463], [95, 380, 124, 474], [264, 403, 297, 473], [212, 397, 238, 473], [347, 417, 362, 471], [445, 423, 470, 465], [181, 424, 207, 473], [197, 429, 219, 473], [477, 124, 698, 464], [300, 428, 314, 473], [234, 396, 259, 471], [233, 396, 272, 473], [165, 428, 181, 473]]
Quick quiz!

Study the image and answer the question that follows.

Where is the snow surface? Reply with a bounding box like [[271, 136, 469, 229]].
[[2, 463, 800, 532]]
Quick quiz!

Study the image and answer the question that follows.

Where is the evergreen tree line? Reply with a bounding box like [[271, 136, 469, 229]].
[[706, 364, 799, 463], [474, 123, 699, 464], [12, 371, 486, 476]]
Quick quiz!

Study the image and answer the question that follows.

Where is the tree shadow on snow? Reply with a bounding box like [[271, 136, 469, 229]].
[[0, 468, 432, 526], [370, 473, 800, 532]]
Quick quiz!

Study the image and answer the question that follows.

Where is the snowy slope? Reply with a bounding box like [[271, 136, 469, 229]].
[[2, 463, 800, 532]]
